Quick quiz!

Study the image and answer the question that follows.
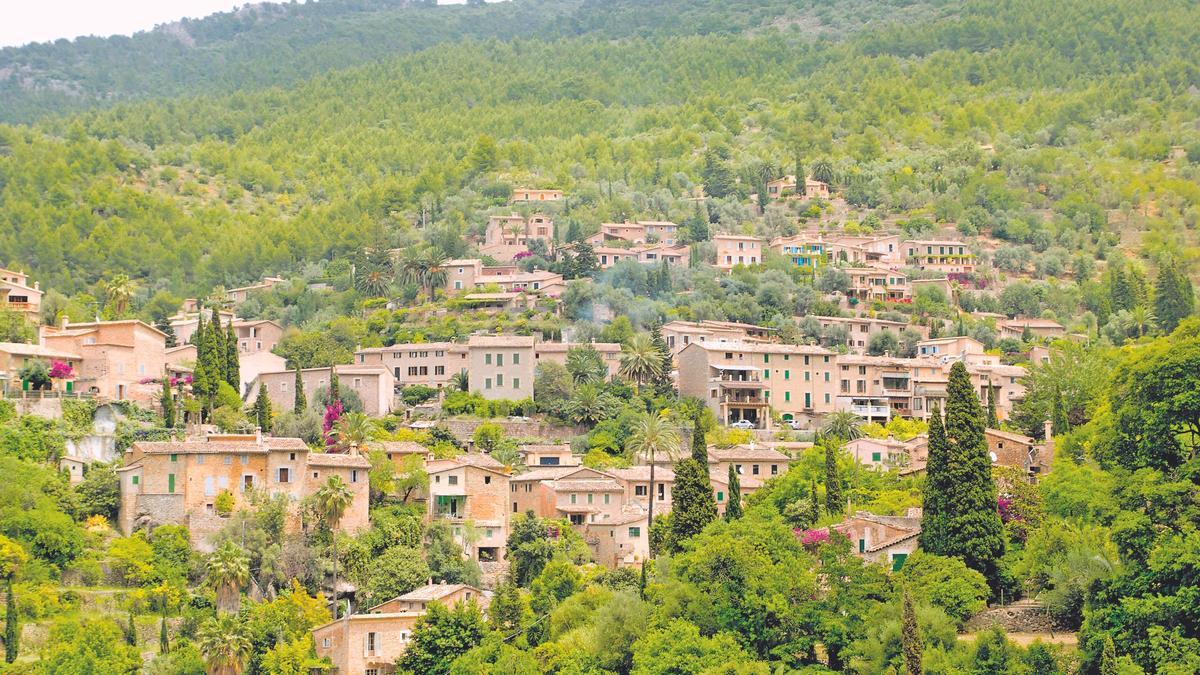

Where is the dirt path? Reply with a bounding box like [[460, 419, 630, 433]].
[[958, 632, 1078, 647]]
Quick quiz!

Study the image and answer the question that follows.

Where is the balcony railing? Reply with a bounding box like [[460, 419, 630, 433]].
[[2, 389, 94, 400], [850, 404, 890, 417]]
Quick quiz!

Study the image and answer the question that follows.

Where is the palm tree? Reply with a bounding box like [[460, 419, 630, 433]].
[[810, 159, 835, 185], [398, 247, 448, 303], [820, 411, 864, 442], [625, 409, 682, 541], [104, 274, 136, 317], [355, 263, 392, 298], [315, 475, 354, 616], [449, 370, 469, 392], [197, 614, 252, 675], [566, 383, 618, 425], [1126, 305, 1155, 338], [205, 542, 249, 614], [566, 346, 607, 384], [619, 334, 663, 392], [334, 412, 376, 453]]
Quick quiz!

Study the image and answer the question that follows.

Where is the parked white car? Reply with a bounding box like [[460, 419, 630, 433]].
[[728, 419, 755, 430]]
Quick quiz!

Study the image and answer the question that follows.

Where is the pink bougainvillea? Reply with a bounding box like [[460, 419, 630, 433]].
[[512, 250, 533, 260], [798, 528, 829, 547], [997, 496, 1017, 523], [323, 401, 344, 448], [49, 361, 74, 379]]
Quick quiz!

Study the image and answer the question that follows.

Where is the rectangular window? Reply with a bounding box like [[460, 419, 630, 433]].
[[224, 455, 232, 465], [871, 452, 882, 462], [167, 474, 175, 493], [629, 527, 641, 538], [170, 454, 177, 462], [635, 485, 647, 496], [496, 353, 504, 367], [513, 378, 520, 390], [570, 494, 577, 504], [716, 491, 724, 502], [196, 455, 204, 465], [278, 467, 290, 483], [485, 354, 492, 365], [351, 470, 359, 483], [448, 475, 458, 486], [604, 494, 610, 504], [485, 378, 492, 389], [496, 373, 504, 387], [784, 370, 790, 380], [132, 475, 139, 486], [785, 392, 791, 402], [771, 464, 778, 475], [513, 353, 520, 365]]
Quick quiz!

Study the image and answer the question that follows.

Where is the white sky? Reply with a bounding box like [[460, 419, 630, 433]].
[[0, 0, 468, 49]]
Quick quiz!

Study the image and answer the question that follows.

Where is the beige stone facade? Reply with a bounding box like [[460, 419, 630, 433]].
[[41, 320, 168, 403], [902, 239, 976, 273], [713, 234, 764, 270], [510, 188, 563, 203], [251, 364, 396, 417], [116, 433, 370, 546], [427, 454, 510, 562], [0, 268, 42, 320], [831, 510, 922, 570], [676, 341, 838, 428], [0, 342, 83, 394]]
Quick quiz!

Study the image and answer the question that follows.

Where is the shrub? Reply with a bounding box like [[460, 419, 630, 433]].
[[214, 490, 235, 517], [898, 552, 989, 625]]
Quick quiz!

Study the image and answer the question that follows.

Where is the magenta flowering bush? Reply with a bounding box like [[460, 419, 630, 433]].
[[49, 361, 74, 379], [799, 528, 829, 547], [997, 496, 1017, 522], [513, 250, 533, 260], [323, 401, 344, 447]]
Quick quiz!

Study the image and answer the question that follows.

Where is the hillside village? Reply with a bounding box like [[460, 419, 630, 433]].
[[0, 176, 1129, 672], [0, 0, 1199, 672]]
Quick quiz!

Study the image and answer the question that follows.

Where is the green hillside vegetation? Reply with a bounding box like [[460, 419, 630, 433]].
[[0, 0, 958, 123], [1, 0, 1197, 302]]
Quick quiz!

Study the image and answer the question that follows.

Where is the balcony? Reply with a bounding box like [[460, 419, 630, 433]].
[[720, 392, 767, 406], [849, 404, 890, 417]]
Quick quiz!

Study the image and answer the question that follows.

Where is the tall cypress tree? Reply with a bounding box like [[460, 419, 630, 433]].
[[690, 413, 708, 464], [253, 385, 272, 432], [225, 321, 240, 390], [329, 366, 340, 405], [920, 405, 948, 548], [191, 310, 209, 415], [161, 377, 175, 429], [809, 477, 820, 519], [669, 458, 717, 550], [724, 463, 742, 520], [208, 313, 226, 393], [649, 322, 673, 393], [986, 383, 998, 429], [902, 589, 923, 675], [1051, 391, 1069, 436], [921, 362, 1005, 591], [293, 366, 307, 413], [1154, 259, 1195, 334], [5, 576, 17, 663], [824, 440, 842, 516]]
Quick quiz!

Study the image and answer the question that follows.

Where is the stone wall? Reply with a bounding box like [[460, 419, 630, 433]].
[[130, 493, 186, 534], [966, 600, 1060, 632], [439, 418, 586, 443]]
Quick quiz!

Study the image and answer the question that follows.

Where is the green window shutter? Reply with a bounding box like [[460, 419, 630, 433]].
[[785, 392, 791, 402], [168, 474, 175, 493], [871, 452, 881, 462], [892, 553, 908, 571], [784, 370, 790, 380], [859, 538, 865, 553], [717, 491, 724, 502], [131, 475, 138, 485], [805, 393, 811, 408]]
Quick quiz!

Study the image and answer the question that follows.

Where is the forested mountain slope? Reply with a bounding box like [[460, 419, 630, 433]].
[[0, 0, 1198, 298], [0, 0, 958, 123]]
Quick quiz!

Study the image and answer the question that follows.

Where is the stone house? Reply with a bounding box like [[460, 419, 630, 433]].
[[676, 341, 838, 428], [0, 267, 42, 321], [829, 509, 923, 571], [312, 583, 489, 674], [510, 188, 563, 203], [41, 320, 168, 403], [116, 433, 370, 546], [427, 454, 510, 562], [713, 234, 764, 270], [226, 277, 286, 304], [0, 342, 82, 394], [250, 364, 396, 417]]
